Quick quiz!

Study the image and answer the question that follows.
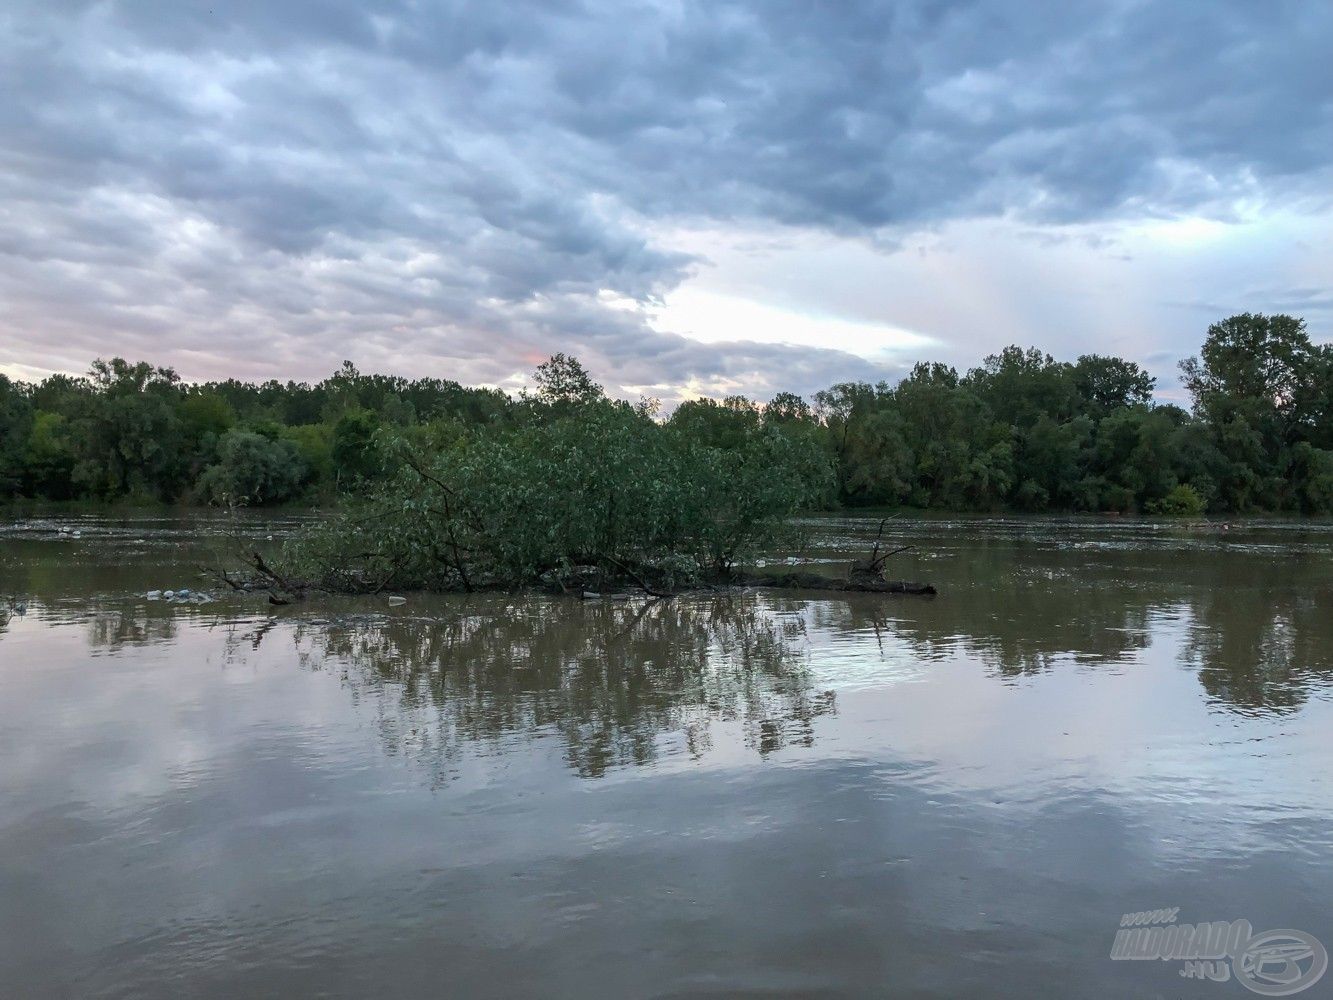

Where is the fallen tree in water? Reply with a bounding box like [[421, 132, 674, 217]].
[[737, 571, 936, 596], [211, 357, 935, 602], [216, 542, 937, 603], [735, 516, 935, 596]]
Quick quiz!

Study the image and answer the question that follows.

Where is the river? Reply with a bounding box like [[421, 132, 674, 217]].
[[2, 511, 1331, 998]]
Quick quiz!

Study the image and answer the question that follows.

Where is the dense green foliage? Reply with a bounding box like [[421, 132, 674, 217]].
[[282, 356, 831, 592], [3, 313, 1331, 515], [2, 358, 509, 505], [811, 314, 1333, 514], [197, 430, 308, 506]]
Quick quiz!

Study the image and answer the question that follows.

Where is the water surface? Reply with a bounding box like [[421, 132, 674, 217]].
[[2, 512, 1331, 998]]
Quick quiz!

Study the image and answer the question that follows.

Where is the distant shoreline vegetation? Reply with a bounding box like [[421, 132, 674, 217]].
[[2, 313, 1332, 517]]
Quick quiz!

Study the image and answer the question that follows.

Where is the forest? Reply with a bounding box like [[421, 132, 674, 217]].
[[2, 313, 1331, 516]]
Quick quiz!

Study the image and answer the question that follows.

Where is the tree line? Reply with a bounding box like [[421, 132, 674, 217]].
[[1, 312, 1330, 515]]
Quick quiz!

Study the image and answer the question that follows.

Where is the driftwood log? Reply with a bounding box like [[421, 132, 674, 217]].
[[739, 571, 936, 596]]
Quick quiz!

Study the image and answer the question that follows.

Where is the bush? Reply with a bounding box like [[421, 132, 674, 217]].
[[198, 430, 309, 505], [1148, 484, 1206, 517], [281, 394, 834, 593]]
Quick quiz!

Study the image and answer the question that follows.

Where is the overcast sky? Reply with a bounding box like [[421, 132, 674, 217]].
[[2, 1, 1331, 403]]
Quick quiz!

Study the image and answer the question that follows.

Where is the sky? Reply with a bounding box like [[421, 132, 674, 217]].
[[2, 0, 1331, 404]]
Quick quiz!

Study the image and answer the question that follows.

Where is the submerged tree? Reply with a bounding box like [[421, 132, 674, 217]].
[[271, 359, 835, 595]]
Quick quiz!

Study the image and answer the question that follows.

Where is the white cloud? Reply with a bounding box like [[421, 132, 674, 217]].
[[652, 287, 936, 360]]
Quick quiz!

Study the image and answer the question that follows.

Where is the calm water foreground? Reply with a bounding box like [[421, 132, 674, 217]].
[[1, 512, 1331, 999]]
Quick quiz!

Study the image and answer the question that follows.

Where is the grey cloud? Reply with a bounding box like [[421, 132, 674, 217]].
[[1255, 288, 1333, 316], [1166, 289, 1333, 323], [1, 0, 1330, 397]]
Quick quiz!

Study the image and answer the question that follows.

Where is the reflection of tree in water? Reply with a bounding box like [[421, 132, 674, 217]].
[[85, 608, 179, 650], [804, 521, 1333, 713], [1183, 584, 1333, 713], [804, 564, 1163, 677], [256, 596, 834, 782]]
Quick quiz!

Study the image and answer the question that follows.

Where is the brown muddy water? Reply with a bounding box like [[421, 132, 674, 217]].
[[1, 511, 1332, 999]]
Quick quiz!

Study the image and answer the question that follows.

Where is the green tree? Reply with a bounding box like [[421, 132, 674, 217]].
[[892, 363, 1009, 509], [282, 424, 335, 489], [1012, 414, 1092, 511], [1087, 406, 1184, 511], [1073, 354, 1155, 415], [532, 353, 604, 406], [0, 375, 33, 496], [1295, 344, 1333, 450], [69, 359, 186, 499], [331, 408, 382, 487], [1149, 484, 1207, 516], [1180, 313, 1315, 420], [1286, 442, 1333, 514], [198, 429, 308, 505], [22, 411, 77, 500], [969, 346, 1078, 429], [283, 356, 834, 593], [179, 391, 236, 440], [668, 396, 761, 451], [812, 380, 884, 501], [764, 391, 813, 424], [838, 407, 913, 505]]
